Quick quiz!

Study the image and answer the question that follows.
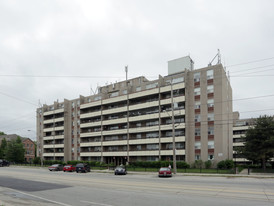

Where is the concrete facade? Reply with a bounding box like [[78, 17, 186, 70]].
[[36, 58, 233, 165]]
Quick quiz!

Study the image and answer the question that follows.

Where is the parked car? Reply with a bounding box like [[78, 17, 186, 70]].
[[63, 165, 76, 172], [48, 164, 63, 171], [75, 163, 90, 173], [158, 167, 172, 177], [114, 166, 127, 175], [0, 159, 10, 167]]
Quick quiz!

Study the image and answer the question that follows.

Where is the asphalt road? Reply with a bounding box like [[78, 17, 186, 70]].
[[0, 166, 273, 206]]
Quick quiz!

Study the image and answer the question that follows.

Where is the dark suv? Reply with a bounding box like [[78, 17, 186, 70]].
[[76, 163, 90, 173], [0, 159, 10, 167]]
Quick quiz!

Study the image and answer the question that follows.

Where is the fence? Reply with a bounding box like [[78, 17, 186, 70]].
[[12, 163, 236, 174]]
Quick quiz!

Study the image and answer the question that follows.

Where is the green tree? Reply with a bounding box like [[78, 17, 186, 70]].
[[0, 131, 6, 135], [0, 138, 8, 159], [6, 137, 25, 163], [241, 115, 274, 170]]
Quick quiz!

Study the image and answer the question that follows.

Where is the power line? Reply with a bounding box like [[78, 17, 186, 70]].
[[226, 57, 274, 68], [0, 74, 132, 79], [229, 64, 274, 74], [0, 91, 37, 107]]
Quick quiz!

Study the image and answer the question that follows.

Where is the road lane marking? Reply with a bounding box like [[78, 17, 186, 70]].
[[81, 200, 114, 206], [5, 187, 73, 206]]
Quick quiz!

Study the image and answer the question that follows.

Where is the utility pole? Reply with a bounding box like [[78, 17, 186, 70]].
[[171, 81, 177, 174], [125, 65, 130, 164]]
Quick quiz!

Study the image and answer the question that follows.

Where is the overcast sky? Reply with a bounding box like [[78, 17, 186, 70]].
[[1, 0, 274, 140]]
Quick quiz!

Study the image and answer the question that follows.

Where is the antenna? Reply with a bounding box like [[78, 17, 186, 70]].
[[208, 49, 221, 66], [38, 100, 42, 108], [90, 85, 99, 95], [125, 65, 128, 81]]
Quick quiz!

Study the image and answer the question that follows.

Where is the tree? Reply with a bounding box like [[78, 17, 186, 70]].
[[241, 115, 274, 170], [0, 138, 8, 159], [0, 131, 6, 135], [6, 137, 25, 163]]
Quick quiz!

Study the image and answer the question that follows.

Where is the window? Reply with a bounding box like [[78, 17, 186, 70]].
[[94, 96, 102, 101], [195, 155, 200, 160], [146, 132, 158, 138], [147, 156, 158, 161], [208, 126, 214, 135], [165, 131, 172, 137], [172, 77, 184, 84], [166, 143, 173, 149], [175, 130, 184, 136], [194, 88, 200, 96], [195, 101, 201, 109], [123, 89, 127, 95], [176, 142, 184, 149], [208, 141, 214, 149], [207, 85, 214, 94], [146, 120, 159, 126], [146, 144, 159, 150], [194, 72, 200, 82], [137, 145, 142, 150], [146, 83, 158, 89], [195, 142, 201, 149], [136, 86, 141, 92], [208, 154, 214, 160], [207, 70, 214, 80], [207, 99, 214, 108], [110, 92, 119, 97], [195, 128, 201, 136], [136, 134, 142, 139], [195, 114, 201, 122], [174, 117, 184, 123], [95, 146, 101, 152], [87, 98, 91, 103], [208, 113, 214, 121]]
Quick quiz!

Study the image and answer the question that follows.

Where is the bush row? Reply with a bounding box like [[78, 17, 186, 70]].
[[33, 157, 236, 170], [128, 161, 190, 168]]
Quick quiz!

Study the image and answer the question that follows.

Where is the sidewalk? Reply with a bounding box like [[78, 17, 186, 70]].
[[91, 168, 274, 178]]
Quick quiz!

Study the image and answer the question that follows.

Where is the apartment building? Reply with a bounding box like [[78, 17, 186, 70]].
[[36, 56, 233, 165], [232, 112, 254, 163]]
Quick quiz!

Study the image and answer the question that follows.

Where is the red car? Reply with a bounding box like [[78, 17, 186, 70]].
[[63, 165, 76, 172], [158, 167, 172, 177]]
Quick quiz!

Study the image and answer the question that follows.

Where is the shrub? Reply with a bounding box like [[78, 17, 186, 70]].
[[204, 160, 212, 169], [193, 160, 203, 168], [177, 161, 190, 168], [33, 157, 41, 164], [217, 160, 234, 169]]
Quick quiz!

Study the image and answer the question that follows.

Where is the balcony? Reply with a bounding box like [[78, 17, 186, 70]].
[[43, 135, 64, 140], [43, 144, 64, 149], [43, 152, 64, 157], [43, 108, 64, 116]]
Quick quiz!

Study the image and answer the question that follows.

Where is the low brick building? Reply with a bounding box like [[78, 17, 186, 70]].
[[22, 138, 35, 162], [0, 134, 35, 162]]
